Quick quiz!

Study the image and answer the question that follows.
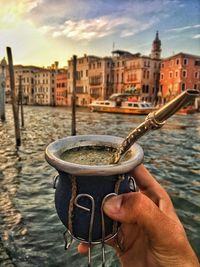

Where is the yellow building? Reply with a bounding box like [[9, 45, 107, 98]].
[[88, 56, 113, 101], [6, 65, 41, 104], [34, 68, 56, 105]]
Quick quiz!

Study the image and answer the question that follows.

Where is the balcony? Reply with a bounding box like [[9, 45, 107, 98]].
[[89, 82, 101, 86], [124, 64, 141, 70]]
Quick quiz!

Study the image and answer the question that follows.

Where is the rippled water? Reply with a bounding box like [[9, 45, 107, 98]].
[[0, 105, 200, 266]]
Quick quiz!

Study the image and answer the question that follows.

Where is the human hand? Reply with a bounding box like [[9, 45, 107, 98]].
[[78, 164, 199, 267], [102, 164, 199, 267]]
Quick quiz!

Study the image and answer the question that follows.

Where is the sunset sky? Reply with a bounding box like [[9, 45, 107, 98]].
[[0, 0, 200, 68]]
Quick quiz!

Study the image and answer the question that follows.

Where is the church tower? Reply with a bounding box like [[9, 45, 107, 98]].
[[151, 31, 161, 59]]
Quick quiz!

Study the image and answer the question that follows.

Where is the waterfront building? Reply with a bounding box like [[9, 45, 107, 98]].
[[160, 53, 200, 103], [5, 62, 59, 106], [111, 32, 161, 103], [6, 65, 42, 104], [112, 50, 132, 94], [88, 56, 113, 101], [34, 61, 59, 105], [67, 54, 90, 106], [55, 70, 68, 106], [124, 55, 161, 103], [67, 54, 113, 105], [34, 68, 56, 105]]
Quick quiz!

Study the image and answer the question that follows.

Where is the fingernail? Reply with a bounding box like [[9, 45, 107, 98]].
[[104, 195, 122, 214]]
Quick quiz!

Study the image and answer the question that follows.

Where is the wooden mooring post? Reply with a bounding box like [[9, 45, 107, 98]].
[[19, 75, 24, 128], [71, 55, 77, 136], [6, 47, 21, 146], [0, 58, 6, 122]]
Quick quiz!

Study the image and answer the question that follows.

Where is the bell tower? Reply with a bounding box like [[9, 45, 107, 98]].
[[151, 31, 161, 59]]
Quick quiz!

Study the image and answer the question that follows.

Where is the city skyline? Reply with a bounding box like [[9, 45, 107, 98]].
[[0, 0, 200, 68]]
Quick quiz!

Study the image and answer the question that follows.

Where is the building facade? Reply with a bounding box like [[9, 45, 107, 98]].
[[160, 53, 200, 103], [34, 68, 56, 105], [123, 55, 160, 102], [67, 54, 91, 106], [112, 50, 132, 94], [6, 65, 42, 105], [112, 32, 161, 102], [88, 56, 113, 101], [55, 70, 68, 106]]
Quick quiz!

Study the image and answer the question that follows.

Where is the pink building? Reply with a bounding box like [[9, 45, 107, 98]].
[[55, 71, 68, 106]]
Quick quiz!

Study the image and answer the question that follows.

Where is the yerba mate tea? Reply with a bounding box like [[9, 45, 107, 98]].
[[60, 145, 132, 165]]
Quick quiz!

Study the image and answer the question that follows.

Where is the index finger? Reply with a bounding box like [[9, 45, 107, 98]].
[[130, 164, 162, 191], [130, 164, 179, 220]]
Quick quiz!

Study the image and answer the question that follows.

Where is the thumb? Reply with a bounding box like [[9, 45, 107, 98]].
[[103, 192, 184, 246]]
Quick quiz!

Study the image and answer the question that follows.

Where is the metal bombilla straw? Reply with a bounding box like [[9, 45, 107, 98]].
[[113, 89, 200, 164]]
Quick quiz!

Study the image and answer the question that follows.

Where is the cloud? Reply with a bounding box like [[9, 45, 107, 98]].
[[192, 34, 200, 39], [167, 24, 200, 32], [28, 0, 177, 25], [42, 16, 126, 40], [39, 15, 159, 41], [34, 0, 170, 41], [0, 0, 42, 29]]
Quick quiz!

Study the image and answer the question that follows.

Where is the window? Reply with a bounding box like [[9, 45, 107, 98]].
[[169, 71, 173, 78], [161, 73, 164, 80], [181, 83, 185, 91], [183, 58, 188, 65], [182, 70, 187, 78], [175, 71, 178, 78], [195, 60, 200, 66], [107, 74, 109, 83], [161, 63, 164, 68], [194, 72, 199, 79]]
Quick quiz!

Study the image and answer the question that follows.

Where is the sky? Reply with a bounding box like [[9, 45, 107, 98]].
[[0, 0, 200, 68]]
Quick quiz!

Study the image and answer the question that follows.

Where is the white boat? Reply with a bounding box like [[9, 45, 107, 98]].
[[89, 94, 156, 115]]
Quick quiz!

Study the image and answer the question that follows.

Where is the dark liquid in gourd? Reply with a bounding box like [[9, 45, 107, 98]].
[[60, 146, 131, 166]]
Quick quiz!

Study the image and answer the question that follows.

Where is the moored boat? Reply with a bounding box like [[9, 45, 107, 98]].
[[176, 105, 197, 115], [89, 93, 157, 115]]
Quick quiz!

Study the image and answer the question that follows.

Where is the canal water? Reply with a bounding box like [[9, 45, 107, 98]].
[[0, 105, 200, 266]]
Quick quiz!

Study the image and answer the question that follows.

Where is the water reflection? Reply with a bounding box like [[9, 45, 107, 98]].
[[0, 105, 200, 266]]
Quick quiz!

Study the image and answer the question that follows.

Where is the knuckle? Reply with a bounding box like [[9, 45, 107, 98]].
[[126, 192, 146, 221]]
